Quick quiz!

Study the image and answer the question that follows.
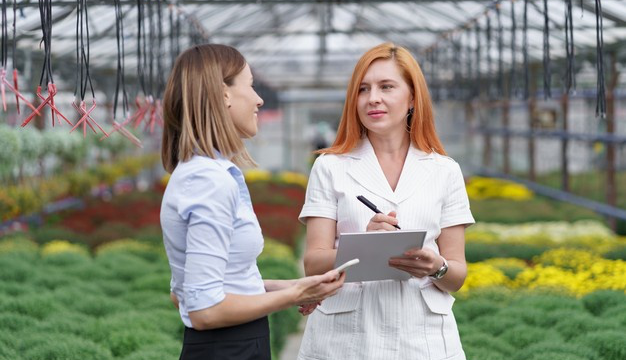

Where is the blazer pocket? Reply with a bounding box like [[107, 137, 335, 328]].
[[419, 283, 455, 315], [317, 284, 362, 315]]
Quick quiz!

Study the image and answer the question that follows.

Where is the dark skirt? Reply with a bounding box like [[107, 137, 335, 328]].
[[180, 316, 271, 360]]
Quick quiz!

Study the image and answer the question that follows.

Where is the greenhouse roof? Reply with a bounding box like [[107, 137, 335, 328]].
[[6, 0, 626, 92]]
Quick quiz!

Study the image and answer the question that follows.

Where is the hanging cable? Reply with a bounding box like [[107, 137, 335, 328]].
[[542, 0, 551, 99], [564, 0, 576, 94], [10, 0, 20, 113], [136, 0, 146, 95], [510, 0, 517, 98], [22, 0, 72, 128], [475, 21, 481, 98], [1, 0, 7, 71], [113, 0, 128, 120], [595, 0, 606, 118], [70, 0, 108, 138], [486, 13, 492, 99], [465, 30, 473, 101], [496, 2, 504, 99], [156, 0, 163, 98], [147, 0, 154, 97], [38, 0, 53, 87], [523, 0, 529, 99]]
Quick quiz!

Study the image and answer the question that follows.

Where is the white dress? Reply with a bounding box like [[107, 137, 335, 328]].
[[297, 137, 475, 360]]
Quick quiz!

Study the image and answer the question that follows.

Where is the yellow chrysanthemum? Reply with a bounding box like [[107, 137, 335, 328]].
[[244, 169, 272, 183], [466, 176, 533, 201], [275, 171, 308, 188], [41, 240, 89, 256], [458, 263, 510, 295]]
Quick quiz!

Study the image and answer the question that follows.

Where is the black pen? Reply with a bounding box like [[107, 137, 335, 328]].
[[356, 195, 401, 229]]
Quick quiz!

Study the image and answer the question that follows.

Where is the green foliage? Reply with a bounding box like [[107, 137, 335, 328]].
[[495, 306, 556, 327], [257, 256, 300, 280], [582, 290, 626, 315], [108, 329, 172, 357], [19, 333, 113, 360], [603, 245, 626, 260], [94, 252, 154, 281], [553, 312, 618, 340], [0, 255, 37, 282], [499, 324, 563, 349], [0, 236, 39, 258], [258, 255, 302, 356], [41, 250, 92, 267], [0, 312, 38, 332], [461, 332, 515, 356], [472, 314, 527, 336], [132, 225, 164, 245], [73, 294, 128, 318], [601, 304, 626, 325], [120, 291, 173, 311], [30, 226, 85, 245], [574, 331, 626, 360], [465, 242, 548, 262], [3, 294, 63, 320], [0, 280, 38, 296], [513, 341, 598, 360], [453, 298, 501, 322], [470, 197, 602, 224], [31, 268, 76, 291], [119, 342, 181, 360], [130, 273, 172, 293], [510, 293, 584, 312]]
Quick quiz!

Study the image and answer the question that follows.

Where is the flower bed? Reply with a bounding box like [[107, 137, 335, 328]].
[[0, 237, 300, 360], [455, 290, 626, 360], [459, 248, 626, 297]]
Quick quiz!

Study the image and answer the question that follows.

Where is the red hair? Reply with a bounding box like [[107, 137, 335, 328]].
[[320, 43, 446, 156]]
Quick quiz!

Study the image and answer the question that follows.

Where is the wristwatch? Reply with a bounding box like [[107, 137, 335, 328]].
[[429, 257, 449, 280]]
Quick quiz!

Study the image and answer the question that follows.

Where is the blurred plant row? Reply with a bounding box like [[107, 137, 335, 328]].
[[456, 290, 626, 360], [466, 176, 534, 201], [0, 236, 301, 360], [0, 154, 159, 222], [0, 125, 142, 184], [460, 248, 626, 297]]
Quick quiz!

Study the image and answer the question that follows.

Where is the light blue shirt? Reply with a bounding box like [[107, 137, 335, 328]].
[[160, 153, 265, 328]]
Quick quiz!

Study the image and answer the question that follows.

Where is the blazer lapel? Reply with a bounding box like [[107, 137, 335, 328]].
[[393, 146, 436, 204], [346, 138, 397, 204]]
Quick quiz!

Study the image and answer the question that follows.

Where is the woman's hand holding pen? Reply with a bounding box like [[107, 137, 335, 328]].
[[388, 248, 443, 278], [366, 211, 399, 232]]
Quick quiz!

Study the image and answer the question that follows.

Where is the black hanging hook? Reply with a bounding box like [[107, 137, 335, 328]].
[[523, 0, 529, 100], [510, 0, 517, 99], [542, 0, 551, 99], [564, 0, 576, 94], [595, 0, 606, 118]]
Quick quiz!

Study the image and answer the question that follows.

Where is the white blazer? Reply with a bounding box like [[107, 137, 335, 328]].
[[298, 137, 474, 360]]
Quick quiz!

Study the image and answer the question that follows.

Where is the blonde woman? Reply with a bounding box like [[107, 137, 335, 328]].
[[160, 44, 344, 360], [298, 43, 474, 360]]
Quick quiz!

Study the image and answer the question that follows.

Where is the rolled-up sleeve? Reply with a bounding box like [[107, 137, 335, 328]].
[[440, 163, 475, 229], [177, 170, 238, 312], [299, 155, 337, 223]]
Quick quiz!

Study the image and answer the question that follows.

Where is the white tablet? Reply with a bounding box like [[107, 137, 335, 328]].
[[334, 230, 427, 282]]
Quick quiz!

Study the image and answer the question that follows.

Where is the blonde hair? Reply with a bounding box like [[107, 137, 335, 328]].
[[162, 44, 255, 173], [321, 43, 446, 156]]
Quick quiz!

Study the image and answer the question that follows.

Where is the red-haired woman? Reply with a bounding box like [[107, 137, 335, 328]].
[[297, 43, 475, 360]]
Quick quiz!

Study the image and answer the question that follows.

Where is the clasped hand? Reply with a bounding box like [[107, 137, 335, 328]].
[[366, 211, 440, 278], [294, 269, 345, 316]]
